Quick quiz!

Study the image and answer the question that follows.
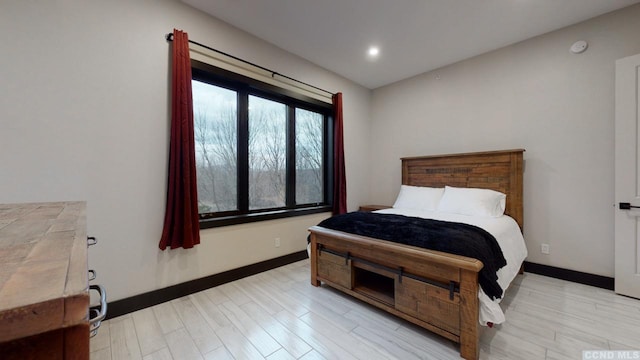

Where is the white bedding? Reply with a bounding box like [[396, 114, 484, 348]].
[[374, 208, 527, 326]]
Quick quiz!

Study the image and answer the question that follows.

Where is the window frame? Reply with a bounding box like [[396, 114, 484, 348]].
[[191, 60, 334, 229]]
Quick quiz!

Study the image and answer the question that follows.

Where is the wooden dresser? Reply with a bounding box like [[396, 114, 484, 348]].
[[0, 202, 90, 360]]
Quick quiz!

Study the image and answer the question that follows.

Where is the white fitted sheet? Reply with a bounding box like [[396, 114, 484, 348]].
[[374, 208, 527, 325]]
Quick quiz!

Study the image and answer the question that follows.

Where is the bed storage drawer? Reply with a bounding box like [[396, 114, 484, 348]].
[[395, 276, 461, 336], [316, 249, 352, 289]]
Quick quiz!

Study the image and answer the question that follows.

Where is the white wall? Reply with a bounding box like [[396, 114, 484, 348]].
[[0, 0, 371, 301], [370, 5, 640, 277], [3, 0, 636, 301]]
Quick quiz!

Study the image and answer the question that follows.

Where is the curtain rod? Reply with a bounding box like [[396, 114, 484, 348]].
[[165, 33, 335, 96]]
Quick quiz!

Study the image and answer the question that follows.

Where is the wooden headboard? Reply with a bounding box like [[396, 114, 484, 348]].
[[401, 149, 524, 229]]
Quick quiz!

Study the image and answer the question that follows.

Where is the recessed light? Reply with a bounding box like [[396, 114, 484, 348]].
[[367, 46, 380, 58]]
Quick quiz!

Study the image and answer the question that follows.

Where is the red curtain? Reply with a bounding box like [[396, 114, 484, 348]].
[[159, 29, 200, 250], [332, 93, 347, 215]]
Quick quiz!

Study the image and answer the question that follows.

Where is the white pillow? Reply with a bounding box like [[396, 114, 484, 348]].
[[392, 185, 444, 211], [437, 186, 506, 217]]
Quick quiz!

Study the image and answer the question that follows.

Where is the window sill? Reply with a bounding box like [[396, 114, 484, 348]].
[[199, 206, 332, 229]]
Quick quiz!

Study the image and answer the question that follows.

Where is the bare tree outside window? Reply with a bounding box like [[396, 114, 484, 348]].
[[296, 108, 323, 204], [248, 95, 286, 210], [191, 61, 332, 226], [192, 80, 238, 214]]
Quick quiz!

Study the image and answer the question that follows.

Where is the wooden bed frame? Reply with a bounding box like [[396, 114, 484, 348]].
[[309, 149, 524, 360]]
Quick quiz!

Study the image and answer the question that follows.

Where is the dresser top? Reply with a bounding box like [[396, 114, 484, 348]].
[[0, 201, 89, 342]]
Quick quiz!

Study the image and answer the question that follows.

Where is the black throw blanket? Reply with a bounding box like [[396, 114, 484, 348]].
[[316, 212, 507, 300]]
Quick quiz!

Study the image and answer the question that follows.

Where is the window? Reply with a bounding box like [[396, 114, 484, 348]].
[[192, 60, 333, 228], [295, 108, 324, 205], [192, 80, 238, 213]]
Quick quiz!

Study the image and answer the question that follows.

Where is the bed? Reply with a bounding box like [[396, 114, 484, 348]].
[[308, 149, 526, 360]]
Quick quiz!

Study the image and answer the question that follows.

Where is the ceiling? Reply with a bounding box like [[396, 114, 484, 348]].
[[183, 0, 640, 89]]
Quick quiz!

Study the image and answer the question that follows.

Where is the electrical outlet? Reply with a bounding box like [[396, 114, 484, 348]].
[[541, 243, 550, 254], [275, 237, 281, 248]]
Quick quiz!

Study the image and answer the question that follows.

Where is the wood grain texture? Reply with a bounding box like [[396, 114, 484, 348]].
[[459, 269, 480, 360], [0, 202, 89, 359], [317, 251, 352, 289], [310, 149, 525, 360], [401, 149, 524, 229], [0, 327, 64, 360], [358, 205, 392, 212]]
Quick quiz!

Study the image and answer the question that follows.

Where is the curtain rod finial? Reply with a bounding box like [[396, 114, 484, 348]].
[[165, 33, 173, 41]]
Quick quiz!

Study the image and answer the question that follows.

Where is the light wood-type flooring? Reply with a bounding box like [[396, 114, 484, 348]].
[[90, 259, 640, 360]]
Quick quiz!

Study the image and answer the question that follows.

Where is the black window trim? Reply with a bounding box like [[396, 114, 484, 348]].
[[191, 59, 334, 229]]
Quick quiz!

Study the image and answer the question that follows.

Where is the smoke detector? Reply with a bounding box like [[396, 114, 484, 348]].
[[570, 40, 588, 54]]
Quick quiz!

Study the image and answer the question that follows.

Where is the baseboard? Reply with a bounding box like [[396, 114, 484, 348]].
[[106, 256, 612, 320], [105, 250, 308, 320], [523, 261, 614, 290]]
